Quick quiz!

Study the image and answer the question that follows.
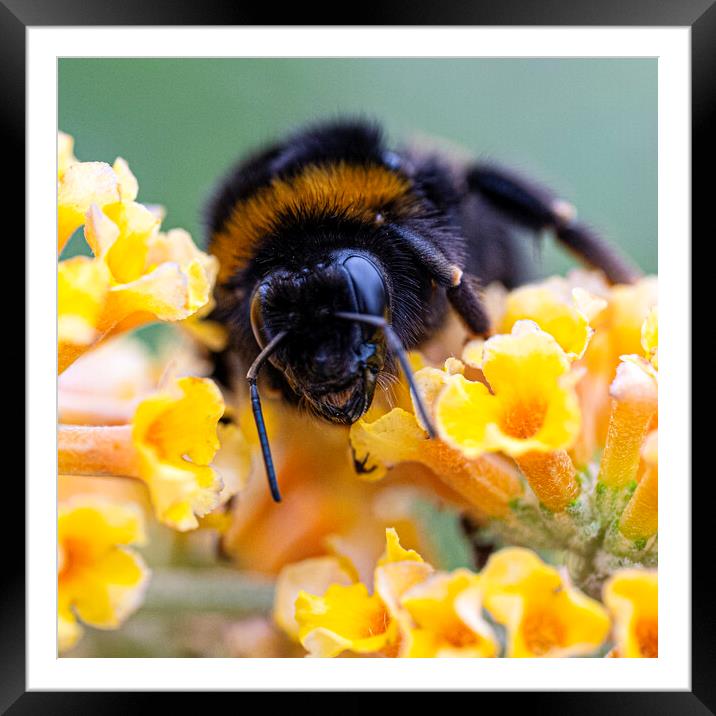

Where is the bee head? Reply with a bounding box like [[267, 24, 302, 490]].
[[250, 251, 389, 424]]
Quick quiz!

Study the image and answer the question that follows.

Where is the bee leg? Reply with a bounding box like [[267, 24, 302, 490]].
[[446, 273, 491, 336], [466, 162, 641, 285], [387, 223, 463, 287]]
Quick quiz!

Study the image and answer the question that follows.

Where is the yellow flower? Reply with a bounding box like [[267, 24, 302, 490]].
[[500, 280, 606, 360], [132, 376, 225, 531], [435, 321, 581, 512], [286, 529, 499, 659], [274, 556, 357, 641], [57, 133, 218, 373], [59, 216, 218, 373], [371, 529, 436, 645], [437, 321, 581, 458], [194, 418, 255, 534], [292, 529, 431, 657], [58, 256, 110, 349], [460, 338, 485, 370], [57, 375, 249, 532], [603, 569, 658, 657], [480, 548, 610, 657], [92, 207, 217, 321], [58, 160, 122, 252], [57, 129, 139, 253], [282, 530, 621, 659], [350, 360, 523, 518], [378, 526, 424, 565], [295, 582, 397, 657], [399, 570, 498, 657], [372, 558, 435, 635], [350, 407, 429, 483], [58, 496, 150, 653]]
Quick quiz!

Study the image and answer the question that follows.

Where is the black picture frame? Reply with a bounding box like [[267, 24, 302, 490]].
[[9, 0, 706, 709]]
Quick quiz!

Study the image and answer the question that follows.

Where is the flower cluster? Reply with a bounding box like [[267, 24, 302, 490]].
[[275, 528, 656, 658], [56, 131, 658, 660], [350, 272, 658, 594], [57, 133, 250, 652], [58, 131, 219, 373]]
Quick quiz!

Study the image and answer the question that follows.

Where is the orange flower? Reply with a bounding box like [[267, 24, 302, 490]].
[[574, 277, 657, 461], [619, 430, 658, 540], [597, 358, 657, 490]]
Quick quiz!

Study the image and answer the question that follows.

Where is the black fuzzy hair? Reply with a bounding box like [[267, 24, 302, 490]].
[[204, 118, 387, 245], [204, 116, 638, 408], [205, 118, 465, 403]]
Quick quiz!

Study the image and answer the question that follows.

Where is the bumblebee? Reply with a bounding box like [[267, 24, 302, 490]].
[[206, 119, 638, 501]]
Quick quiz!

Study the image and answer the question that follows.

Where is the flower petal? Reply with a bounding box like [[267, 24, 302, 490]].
[[500, 283, 605, 360], [273, 556, 355, 641], [132, 377, 225, 530], [213, 422, 252, 505], [434, 374, 500, 457], [112, 157, 139, 202], [377, 527, 424, 565], [58, 497, 149, 647], [603, 569, 658, 657], [481, 548, 610, 657], [400, 570, 498, 657], [349, 408, 427, 481], [58, 162, 120, 252], [436, 323, 581, 459], [58, 256, 110, 361], [296, 583, 393, 657]]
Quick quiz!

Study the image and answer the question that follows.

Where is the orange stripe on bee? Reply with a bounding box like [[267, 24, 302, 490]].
[[211, 162, 415, 283]]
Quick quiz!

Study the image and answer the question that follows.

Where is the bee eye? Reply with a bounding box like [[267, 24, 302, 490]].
[[342, 255, 387, 318]]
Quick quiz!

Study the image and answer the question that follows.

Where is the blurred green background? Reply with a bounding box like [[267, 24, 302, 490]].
[[59, 58, 657, 274]]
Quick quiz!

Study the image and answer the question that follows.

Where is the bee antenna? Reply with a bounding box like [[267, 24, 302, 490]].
[[246, 331, 289, 502], [333, 312, 437, 439]]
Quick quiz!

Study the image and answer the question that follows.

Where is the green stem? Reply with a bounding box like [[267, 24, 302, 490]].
[[141, 567, 275, 614]]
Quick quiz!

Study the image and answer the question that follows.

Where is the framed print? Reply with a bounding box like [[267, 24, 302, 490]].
[[8, 0, 708, 708]]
